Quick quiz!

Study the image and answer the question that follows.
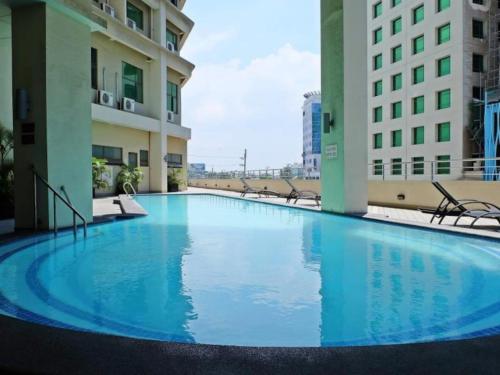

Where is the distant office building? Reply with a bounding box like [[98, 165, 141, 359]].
[[302, 91, 321, 179], [281, 163, 304, 178], [189, 163, 206, 177]]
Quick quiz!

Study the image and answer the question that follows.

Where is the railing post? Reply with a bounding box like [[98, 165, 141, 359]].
[[404, 162, 408, 181], [431, 161, 435, 181], [53, 192, 57, 236], [382, 164, 385, 181], [33, 172, 38, 231]]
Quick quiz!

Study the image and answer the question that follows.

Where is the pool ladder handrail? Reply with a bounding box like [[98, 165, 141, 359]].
[[32, 167, 87, 238], [123, 182, 137, 199]]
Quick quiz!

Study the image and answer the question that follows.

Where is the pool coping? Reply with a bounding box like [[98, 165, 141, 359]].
[[1, 193, 500, 373]]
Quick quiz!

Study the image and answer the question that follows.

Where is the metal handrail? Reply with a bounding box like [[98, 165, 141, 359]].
[[33, 168, 87, 238], [122, 182, 137, 198]]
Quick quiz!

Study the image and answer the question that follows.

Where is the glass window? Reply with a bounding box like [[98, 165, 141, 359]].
[[392, 17, 402, 35], [126, 2, 144, 30], [413, 65, 425, 84], [391, 129, 402, 147], [128, 152, 138, 168], [437, 56, 451, 76], [166, 28, 178, 50], [140, 150, 149, 167], [92, 145, 123, 165], [413, 96, 425, 114], [373, 160, 384, 175], [436, 155, 451, 175], [473, 20, 484, 39], [392, 158, 403, 175], [437, 23, 451, 44], [374, 106, 383, 122], [373, 2, 382, 18], [473, 54, 484, 72], [167, 81, 179, 113], [437, 0, 450, 12], [437, 89, 451, 109], [413, 35, 424, 54], [412, 157, 425, 175], [374, 27, 383, 44], [167, 153, 183, 168], [392, 0, 401, 7], [122, 62, 144, 103], [437, 122, 451, 142], [374, 54, 383, 70], [91, 48, 98, 90], [392, 73, 402, 91], [374, 133, 383, 149], [392, 45, 402, 63], [413, 126, 425, 145], [473, 86, 484, 100], [472, 0, 484, 4], [392, 101, 402, 119], [374, 80, 383, 96], [413, 5, 425, 24]]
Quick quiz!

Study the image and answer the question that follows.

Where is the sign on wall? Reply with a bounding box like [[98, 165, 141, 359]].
[[325, 144, 338, 160]]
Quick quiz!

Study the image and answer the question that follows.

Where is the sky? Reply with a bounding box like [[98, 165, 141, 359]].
[[182, 0, 321, 171]]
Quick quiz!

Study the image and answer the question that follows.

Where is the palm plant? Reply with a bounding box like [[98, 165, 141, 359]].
[[92, 157, 109, 197], [0, 124, 14, 167], [116, 164, 144, 193], [0, 124, 14, 218]]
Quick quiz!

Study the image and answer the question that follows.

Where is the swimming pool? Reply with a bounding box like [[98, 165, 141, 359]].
[[0, 194, 499, 347]]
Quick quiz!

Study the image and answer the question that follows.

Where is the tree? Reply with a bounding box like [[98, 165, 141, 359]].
[[0, 124, 14, 167]]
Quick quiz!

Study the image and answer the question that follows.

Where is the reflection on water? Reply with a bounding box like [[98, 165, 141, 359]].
[[0, 194, 499, 346]]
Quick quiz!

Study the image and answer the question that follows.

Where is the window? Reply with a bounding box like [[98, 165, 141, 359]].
[[128, 152, 138, 168], [437, 23, 451, 45], [373, 54, 383, 70], [412, 126, 425, 145], [437, 56, 451, 76], [392, 73, 402, 91], [472, 0, 484, 4], [392, 45, 402, 63], [373, 106, 383, 122], [374, 27, 383, 44], [412, 157, 425, 175], [167, 81, 179, 113], [167, 153, 183, 168], [122, 62, 144, 103], [413, 5, 424, 24], [92, 145, 123, 165], [373, 133, 383, 149], [473, 20, 484, 39], [374, 80, 383, 96], [373, 1, 382, 18], [437, 89, 451, 109], [437, 122, 451, 142], [473, 86, 484, 100], [392, 0, 401, 7], [373, 160, 384, 176], [413, 65, 425, 84], [126, 2, 144, 30], [170, 0, 178, 6], [140, 150, 149, 167], [392, 101, 402, 119], [392, 17, 402, 35], [91, 48, 98, 90], [436, 155, 451, 175], [413, 96, 425, 114], [473, 54, 484, 72], [413, 35, 424, 54], [391, 129, 402, 147], [166, 28, 178, 50], [392, 158, 403, 175], [437, 0, 450, 12]]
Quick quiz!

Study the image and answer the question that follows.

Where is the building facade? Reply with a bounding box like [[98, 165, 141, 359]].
[[367, 0, 488, 180], [302, 91, 322, 179], [91, 0, 194, 193]]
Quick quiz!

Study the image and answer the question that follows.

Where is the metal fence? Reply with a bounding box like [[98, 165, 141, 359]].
[[189, 157, 500, 181]]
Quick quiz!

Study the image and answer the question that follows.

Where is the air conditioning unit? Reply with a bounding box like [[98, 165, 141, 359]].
[[122, 97, 136, 113], [101, 3, 115, 17], [166, 41, 175, 52], [167, 111, 175, 122], [99, 90, 114, 107], [127, 18, 137, 30]]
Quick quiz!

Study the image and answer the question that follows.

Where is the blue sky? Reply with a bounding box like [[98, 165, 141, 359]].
[[182, 0, 321, 171]]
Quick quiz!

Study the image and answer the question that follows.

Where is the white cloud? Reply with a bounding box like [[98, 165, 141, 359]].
[[183, 44, 320, 170], [182, 30, 236, 59]]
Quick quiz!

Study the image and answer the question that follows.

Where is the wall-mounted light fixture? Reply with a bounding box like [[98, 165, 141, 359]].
[[323, 112, 335, 134], [397, 193, 406, 201]]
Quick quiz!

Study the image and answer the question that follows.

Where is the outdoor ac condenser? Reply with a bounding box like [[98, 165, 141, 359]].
[[167, 41, 175, 52], [99, 90, 114, 107], [167, 111, 175, 122], [122, 97, 136, 113], [101, 3, 115, 17], [127, 18, 137, 30]]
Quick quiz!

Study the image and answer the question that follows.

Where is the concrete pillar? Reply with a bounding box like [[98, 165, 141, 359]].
[[320, 0, 368, 214], [12, 3, 93, 229]]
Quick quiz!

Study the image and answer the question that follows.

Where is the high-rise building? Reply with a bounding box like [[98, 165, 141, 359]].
[[302, 91, 322, 179], [367, 0, 489, 179]]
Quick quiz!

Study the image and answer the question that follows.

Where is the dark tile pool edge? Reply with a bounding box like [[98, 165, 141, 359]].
[[0, 315, 499, 375]]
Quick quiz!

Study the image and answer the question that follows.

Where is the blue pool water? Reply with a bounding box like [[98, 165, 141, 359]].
[[1, 194, 500, 347]]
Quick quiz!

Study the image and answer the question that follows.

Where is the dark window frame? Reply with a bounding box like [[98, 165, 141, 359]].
[[92, 145, 123, 165]]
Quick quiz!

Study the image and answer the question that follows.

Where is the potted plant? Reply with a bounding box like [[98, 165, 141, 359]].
[[92, 157, 109, 197], [168, 168, 183, 192], [0, 124, 14, 219], [116, 164, 144, 194]]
